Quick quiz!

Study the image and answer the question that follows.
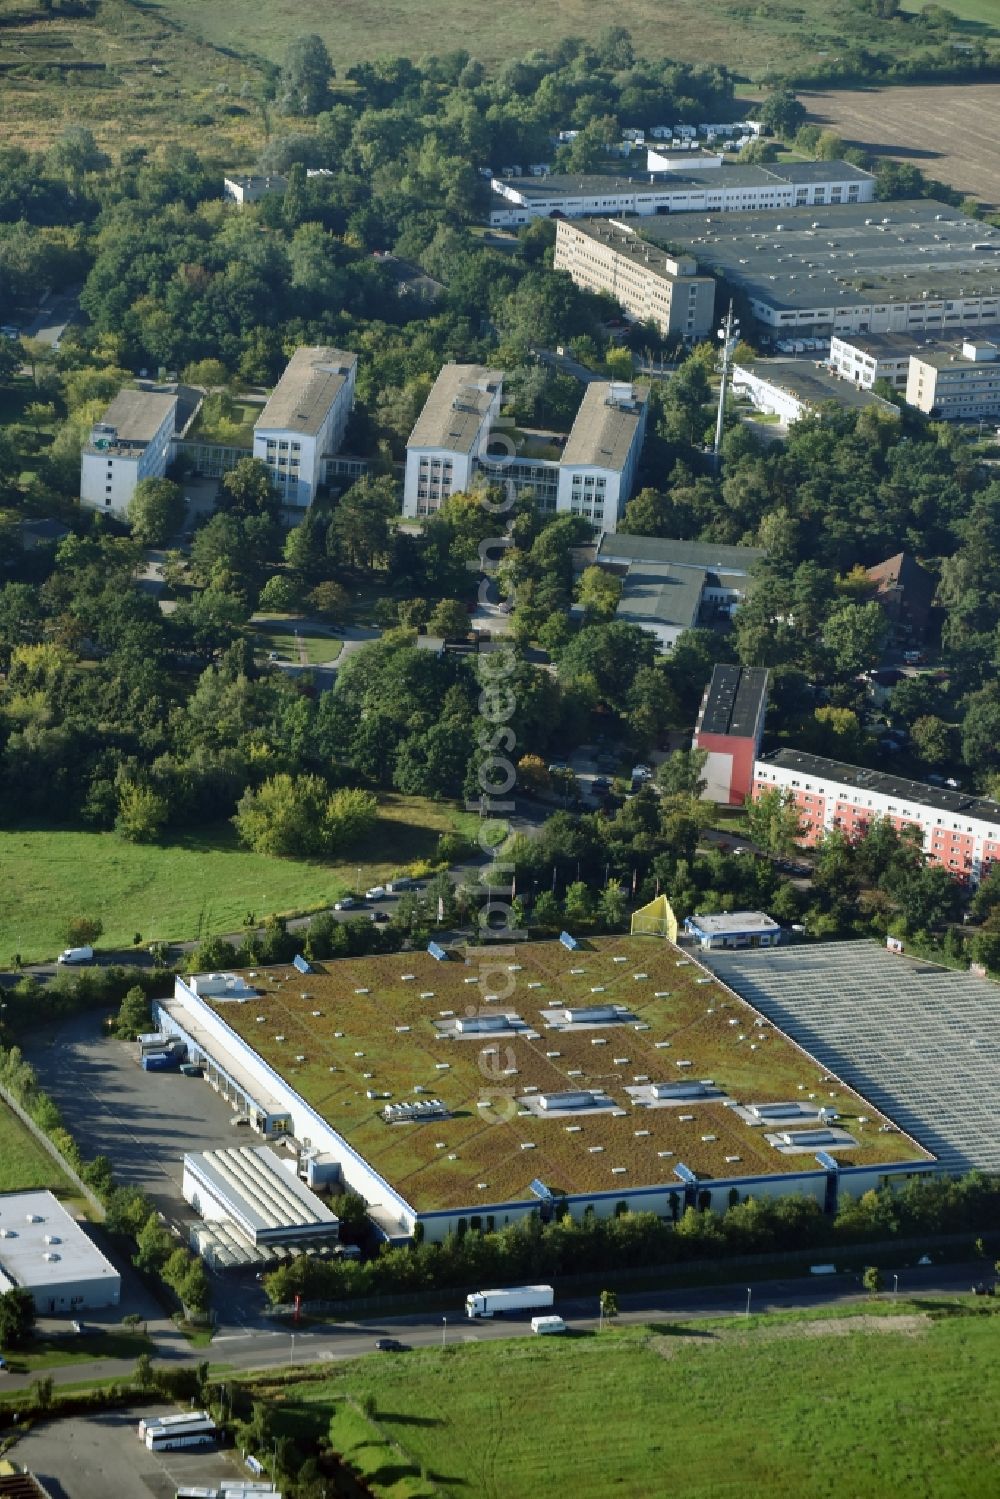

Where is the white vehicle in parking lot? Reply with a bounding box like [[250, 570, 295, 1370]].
[[365, 885, 387, 900], [334, 896, 357, 910]]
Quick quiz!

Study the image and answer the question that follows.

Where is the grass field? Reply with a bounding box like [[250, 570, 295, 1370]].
[[257, 1304, 1000, 1499], [3, 1328, 154, 1375], [0, 796, 477, 963], [0, 1103, 80, 1204], [805, 82, 1000, 210], [251, 614, 343, 666]]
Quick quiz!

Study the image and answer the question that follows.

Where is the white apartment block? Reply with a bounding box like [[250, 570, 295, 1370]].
[[553, 218, 716, 340], [403, 366, 648, 534], [489, 160, 874, 227], [907, 335, 1000, 421], [755, 749, 1000, 886], [252, 346, 357, 508], [402, 364, 504, 518], [80, 386, 178, 516]]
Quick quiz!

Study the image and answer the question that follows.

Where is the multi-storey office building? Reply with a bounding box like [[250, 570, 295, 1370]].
[[252, 346, 357, 509], [554, 218, 716, 339], [403, 367, 648, 533], [906, 335, 1000, 421], [80, 387, 179, 516]]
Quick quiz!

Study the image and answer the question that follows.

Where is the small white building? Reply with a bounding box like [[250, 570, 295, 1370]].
[[734, 359, 900, 425], [80, 386, 178, 516], [0, 1191, 121, 1313], [683, 911, 782, 950], [252, 346, 357, 508], [223, 174, 288, 205]]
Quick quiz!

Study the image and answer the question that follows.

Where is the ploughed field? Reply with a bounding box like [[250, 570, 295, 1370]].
[[805, 82, 1000, 210]]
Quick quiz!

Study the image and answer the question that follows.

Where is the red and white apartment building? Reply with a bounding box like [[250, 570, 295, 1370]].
[[754, 749, 1000, 885]]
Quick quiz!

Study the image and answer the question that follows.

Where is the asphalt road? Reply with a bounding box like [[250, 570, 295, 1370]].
[[0, 1260, 984, 1396]]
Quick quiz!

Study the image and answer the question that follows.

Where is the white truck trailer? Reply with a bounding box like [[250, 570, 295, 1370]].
[[465, 1284, 554, 1319]]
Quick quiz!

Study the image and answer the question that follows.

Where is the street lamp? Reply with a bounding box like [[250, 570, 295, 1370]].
[[746, 1287, 752, 1319], [290, 1331, 296, 1366], [893, 1273, 899, 1297], [599, 1296, 604, 1333], [441, 1316, 447, 1348]]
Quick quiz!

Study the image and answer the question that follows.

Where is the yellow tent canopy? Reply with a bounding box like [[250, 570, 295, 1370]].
[[630, 894, 677, 942]]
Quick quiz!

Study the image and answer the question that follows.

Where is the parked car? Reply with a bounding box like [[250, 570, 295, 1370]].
[[972, 1281, 995, 1297], [365, 885, 387, 901], [70, 1320, 83, 1334], [334, 896, 357, 911], [902, 650, 925, 665], [57, 946, 93, 965], [591, 777, 611, 796], [0, 1356, 7, 1371], [631, 764, 653, 782], [375, 1338, 409, 1352], [547, 760, 568, 774], [370, 911, 390, 924]]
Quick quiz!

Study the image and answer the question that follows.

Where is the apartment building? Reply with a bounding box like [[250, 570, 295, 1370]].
[[80, 386, 179, 516], [489, 160, 874, 227], [906, 335, 1000, 421], [403, 368, 648, 533], [252, 346, 357, 508], [754, 749, 1000, 884], [553, 218, 715, 339]]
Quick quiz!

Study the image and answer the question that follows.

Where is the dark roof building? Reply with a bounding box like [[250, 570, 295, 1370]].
[[866, 552, 936, 641], [695, 665, 769, 805]]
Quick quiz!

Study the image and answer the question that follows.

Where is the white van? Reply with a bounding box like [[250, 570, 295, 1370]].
[[531, 1315, 567, 1335], [57, 946, 93, 965]]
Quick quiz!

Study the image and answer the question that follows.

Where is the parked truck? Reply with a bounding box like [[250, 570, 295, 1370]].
[[465, 1284, 554, 1319], [142, 1051, 182, 1072]]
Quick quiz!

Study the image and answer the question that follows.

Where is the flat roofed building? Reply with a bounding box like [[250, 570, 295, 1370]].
[[0, 1191, 120, 1313], [694, 665, 769, 805], [554, 218, 715, 340], [404, 371, 648, 533], [223, 174, 288, 204], [637, 200, 1000, 337], [755, 748, 1000, 884], [556, 381, 648, 532], [734, 359, 900, 425], [253, 346, 357, 509], [596, 534, 764, 651], [701, 939, 1000, 1173], [907, 335, 1000, 420], [683, 910, 781, 949], [182, 1145, 339, 1247], [403, 363, 504, 518], [829, 330, 948, 390], [156, 942, 929, 1244], [489, 160, 874, 227], [80, 386, 178, 517]]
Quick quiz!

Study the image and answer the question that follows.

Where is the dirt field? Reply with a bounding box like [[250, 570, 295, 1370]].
[[804, 83, 1000, 210]]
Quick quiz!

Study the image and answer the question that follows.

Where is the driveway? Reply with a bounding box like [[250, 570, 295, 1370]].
[[22, 290, 80, 347], [23, 1013, 253, 1230]]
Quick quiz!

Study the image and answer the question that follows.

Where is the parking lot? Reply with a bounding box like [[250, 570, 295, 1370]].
[[10, 1407, 245, 1499], [24, 1011, 249, 1230]]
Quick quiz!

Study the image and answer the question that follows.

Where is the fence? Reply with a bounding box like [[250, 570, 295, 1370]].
[[0, 1078, 105, 1220]]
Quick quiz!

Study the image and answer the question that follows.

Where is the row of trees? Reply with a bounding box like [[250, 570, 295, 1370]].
[[263, 1170, 1000, 1305]]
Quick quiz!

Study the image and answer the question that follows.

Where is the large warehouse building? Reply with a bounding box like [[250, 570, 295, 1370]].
[[630, 200, 1000, 338], [156, 940, 938, 1246], [0, 1192, 120, 1313], [183, 1144, 341, 1269]]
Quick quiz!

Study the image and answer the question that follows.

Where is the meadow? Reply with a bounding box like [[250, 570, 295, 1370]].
[[0, 795, 477, 962], [257, 1304, 1000, 1499], [0, 1103, 79, 1203]]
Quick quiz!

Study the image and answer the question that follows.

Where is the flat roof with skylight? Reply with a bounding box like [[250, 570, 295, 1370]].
[[183, 939, 927, 1214]]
